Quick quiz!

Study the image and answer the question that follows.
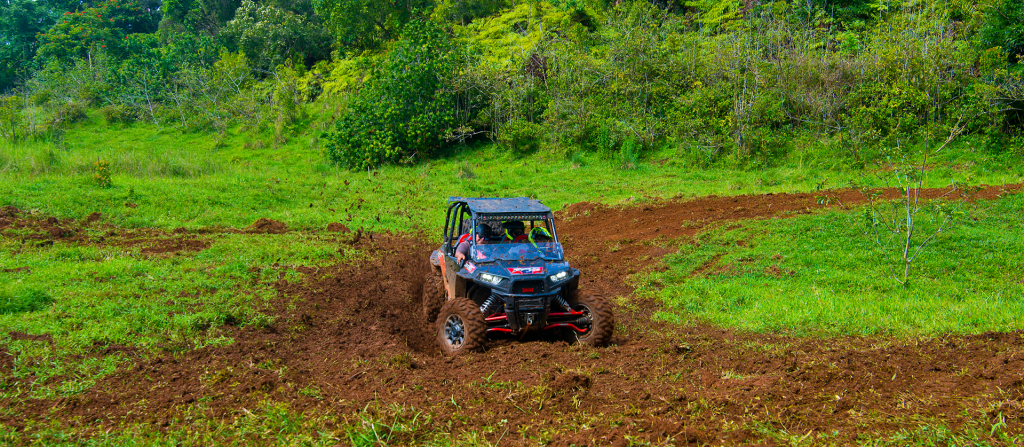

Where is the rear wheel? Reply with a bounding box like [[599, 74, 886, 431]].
[[564, 290, 614, 347], [436, 297, 487, 355], [422, 272, 445, 324]]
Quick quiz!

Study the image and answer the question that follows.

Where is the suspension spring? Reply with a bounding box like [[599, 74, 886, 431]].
[[480, 294, 503, 316], [553, 294, 572, 311]]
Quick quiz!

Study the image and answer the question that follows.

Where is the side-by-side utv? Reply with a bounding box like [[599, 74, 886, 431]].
[[423, 197, 614, 355]]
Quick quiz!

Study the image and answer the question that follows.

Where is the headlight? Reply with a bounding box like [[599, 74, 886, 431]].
[[548, 270, 569, 282], [479, 273, 505, 286]]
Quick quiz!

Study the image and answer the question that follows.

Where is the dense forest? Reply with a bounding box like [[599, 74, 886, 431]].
[[1, 0, 1023, 170]]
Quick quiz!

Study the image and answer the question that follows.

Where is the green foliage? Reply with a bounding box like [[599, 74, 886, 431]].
[[93, 159, 112, 187], [496, 119, 544, 152], [0, 96, 24, 142], [161, 0, 243, 34], [0, 287, 54, 314], [980, 0, 1024, 64], [433, 0, 510, 24], [686, 0, 741, 29], [312, 0, 432, 51], [0, 0, 59, 91], [36, 0, 159, 65], [324, 19, 461, 170], [219, 0, 332, 71]]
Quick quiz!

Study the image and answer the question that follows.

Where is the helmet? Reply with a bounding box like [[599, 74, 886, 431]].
[[473, 223, 493, 240]]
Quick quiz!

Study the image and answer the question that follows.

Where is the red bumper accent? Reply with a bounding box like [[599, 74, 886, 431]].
[[543, 323, 588, 333], [487, 328, 513, 333], [548, 311, 585, 317]]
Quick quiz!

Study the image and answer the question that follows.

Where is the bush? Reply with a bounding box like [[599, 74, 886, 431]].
[[323, 19, 461, 170], [497, 120, 544, 153], [107, 103, 146, 123]]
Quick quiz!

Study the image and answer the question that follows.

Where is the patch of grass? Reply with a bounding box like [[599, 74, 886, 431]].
[[646, 193, 1024, 336], [0, 287, 53, 314]]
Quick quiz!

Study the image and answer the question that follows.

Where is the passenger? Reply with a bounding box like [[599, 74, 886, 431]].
[[502, 221, 528, 243], [455, 223, 492, 262], [528, 227, 553, 245]]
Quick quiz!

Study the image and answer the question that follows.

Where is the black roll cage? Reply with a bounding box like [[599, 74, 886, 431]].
[[443, 200, 559, 256]]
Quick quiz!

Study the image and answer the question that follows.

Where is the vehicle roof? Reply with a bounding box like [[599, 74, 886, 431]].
[[448, 197, 552, 214]]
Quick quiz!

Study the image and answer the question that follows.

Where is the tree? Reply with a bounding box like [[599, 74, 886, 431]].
[[980, 0, 1024, 64], [324, 19, 461, 169], [0, 0, 72, 91], [311, 0, 432, 50], [219, 0, 331, 71], [160, 0, 241, 35], [35, 0, 159, 65]]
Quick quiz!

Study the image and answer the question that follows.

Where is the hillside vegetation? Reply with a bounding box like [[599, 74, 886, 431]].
[[1, 0, 1023, 170]]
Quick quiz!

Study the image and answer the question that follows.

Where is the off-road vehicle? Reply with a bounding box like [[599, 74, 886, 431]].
[[423, 197, 614, 355]]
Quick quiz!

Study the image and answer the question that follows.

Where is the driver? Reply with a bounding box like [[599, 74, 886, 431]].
[[455, 223, 492, 262]]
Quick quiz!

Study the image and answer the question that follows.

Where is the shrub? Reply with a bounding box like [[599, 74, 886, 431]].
[[496, 120, 544, 153], [93, 159, 112, 187], [323, 19, 461, 170]]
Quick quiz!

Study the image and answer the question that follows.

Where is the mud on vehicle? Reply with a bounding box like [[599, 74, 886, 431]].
[[423, 197, 614, 355]]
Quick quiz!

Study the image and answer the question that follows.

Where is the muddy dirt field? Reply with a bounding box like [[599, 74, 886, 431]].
[[2, 186, 1024, 445]]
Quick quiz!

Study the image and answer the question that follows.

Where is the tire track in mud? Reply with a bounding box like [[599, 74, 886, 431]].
[[3, 184, 1024, 444]]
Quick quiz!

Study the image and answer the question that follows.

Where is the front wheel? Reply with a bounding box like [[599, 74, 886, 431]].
[[564, 290, 614, 347], [436, 297, 487, 355]]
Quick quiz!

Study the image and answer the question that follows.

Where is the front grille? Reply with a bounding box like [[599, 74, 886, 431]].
[[512, 280, 544, 295], [516, 296, 546, 311]]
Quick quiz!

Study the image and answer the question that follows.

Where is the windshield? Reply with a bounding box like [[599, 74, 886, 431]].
[[472, 241, 564, 262], [469, 218, 563, 262]]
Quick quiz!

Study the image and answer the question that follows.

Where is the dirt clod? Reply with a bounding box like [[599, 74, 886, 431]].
[[245, 218, 287, 234], [326, 222, 350, 233]]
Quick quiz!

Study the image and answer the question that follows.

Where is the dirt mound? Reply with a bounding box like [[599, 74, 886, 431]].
[[0, 206, 18, 218], [326, 222, 350, 233], [245, 218, 287, 234]]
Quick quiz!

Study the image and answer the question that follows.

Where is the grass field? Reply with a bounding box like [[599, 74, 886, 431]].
[[2, 117, 1024, 444], [643, 192, 1024, 336]]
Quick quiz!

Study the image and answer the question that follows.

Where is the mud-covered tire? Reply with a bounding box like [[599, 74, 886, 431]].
[[564, 290, 614, 347], [436, 297, 487, 355], [422, 272, 445, 324]]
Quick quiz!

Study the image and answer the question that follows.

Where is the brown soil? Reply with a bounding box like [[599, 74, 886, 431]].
[[3, 185, 1024, 444], [0, 207, 211, 255]]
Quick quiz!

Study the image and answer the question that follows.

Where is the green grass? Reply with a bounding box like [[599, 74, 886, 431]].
[[643, 192, 1024, 336], [2, 113, 1022, 234]]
